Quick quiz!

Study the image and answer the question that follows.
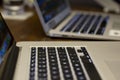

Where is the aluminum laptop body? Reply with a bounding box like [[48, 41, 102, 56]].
[[0, 13, 120, 80], [34, 0, 120, 40], [94, 0, 120, 13]]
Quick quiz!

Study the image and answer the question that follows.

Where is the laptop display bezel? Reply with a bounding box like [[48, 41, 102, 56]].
[[0, 13, 15, 66], [34, 0, 71, 35], [0, 13, 17, 80]]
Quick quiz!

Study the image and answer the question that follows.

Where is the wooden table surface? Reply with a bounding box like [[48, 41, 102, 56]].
[[5, 4, 103, 42]]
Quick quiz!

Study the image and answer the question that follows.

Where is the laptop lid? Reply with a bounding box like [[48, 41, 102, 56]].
[[34, 0, 71, 34], [0, 14, 19, 80]]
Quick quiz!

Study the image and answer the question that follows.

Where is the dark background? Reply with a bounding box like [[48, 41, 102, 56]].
[[0, 0, 3, 6], [0, 0, 102, 9], [69, 0, 103, 9]]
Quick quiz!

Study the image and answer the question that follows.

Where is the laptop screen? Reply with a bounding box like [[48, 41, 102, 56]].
[[0, 15, 13, 64], [36, 0, 67, 23]]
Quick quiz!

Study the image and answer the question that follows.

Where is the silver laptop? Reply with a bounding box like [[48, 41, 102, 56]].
[[0, 14, 120, 80], [94, 0, 120, 13], [34, 0, 120, 40]]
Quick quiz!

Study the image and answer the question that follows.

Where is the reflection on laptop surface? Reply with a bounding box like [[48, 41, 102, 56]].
[[0, 13, 120, 80], [34, 0, 120, 40]]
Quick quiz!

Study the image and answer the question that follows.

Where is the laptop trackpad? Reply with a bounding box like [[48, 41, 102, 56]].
[[105, 60, 120, 80]]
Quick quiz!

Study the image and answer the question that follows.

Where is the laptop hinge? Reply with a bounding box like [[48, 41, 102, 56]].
[[0, 43, 19, 80]]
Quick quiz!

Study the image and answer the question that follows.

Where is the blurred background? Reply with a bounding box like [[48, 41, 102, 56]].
[[0, 0, 120, 21], [0, 0, 103, 20], [0, 0, 119, 15], [0, 0, 119, 41], [0, 0, 34, 20]]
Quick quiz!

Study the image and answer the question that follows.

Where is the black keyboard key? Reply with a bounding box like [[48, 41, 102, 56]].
[[81, 47, 102, 80], [81, 47, 89, 56], [38, 47, 47, 80], [81, 15, 95, 33], [48, 47, 60, 80], [88, 15, 102, 34], [29, 46, 102, 80], [73, 14, 90, 32], [96, 16, 109, 35], [29, 47, 36, 80], [67, 47, 86, 80], [61, 14, 82, 32], [57, 47, 73, 80]]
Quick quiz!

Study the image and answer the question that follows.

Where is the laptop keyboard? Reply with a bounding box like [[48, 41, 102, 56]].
[[29, 46, 102, 80], [60, 14, 83, 32], [61, 13, 109, 35]]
